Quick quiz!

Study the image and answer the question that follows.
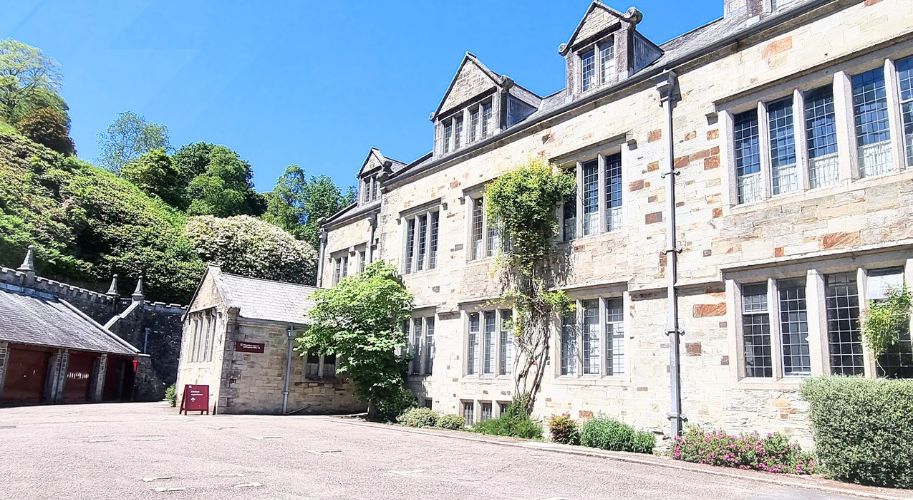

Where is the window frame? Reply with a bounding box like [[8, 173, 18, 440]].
[[401, 208, 441, 274], [464, 307, 516, 379], [722, 54, 913, 208], [557, 150, 625, 243], [557, 294, 629, 381], [727, 256, 913, 383], [576, 34, 617, 94]]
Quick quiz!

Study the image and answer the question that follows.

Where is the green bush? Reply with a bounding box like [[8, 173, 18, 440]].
[[372, 385, 417, 422], [631, 431, 656, 455], [437, 414, 466, 430], [164, 384, 177, 407], [471, 400, 543, 440], [580, 418, 635, 452], [397, 407, 439, 428], [548, 414, 580, 445], [673, 427, 815, 474], [802, 377, 913, 488]]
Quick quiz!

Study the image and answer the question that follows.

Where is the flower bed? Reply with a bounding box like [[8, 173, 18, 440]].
[[672, 427, 815, 475]]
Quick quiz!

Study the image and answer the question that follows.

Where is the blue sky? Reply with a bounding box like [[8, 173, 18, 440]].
[[2, 1, 721, 192]]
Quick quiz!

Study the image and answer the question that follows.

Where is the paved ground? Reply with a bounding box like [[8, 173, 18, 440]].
[[0, 403, 900, 499]]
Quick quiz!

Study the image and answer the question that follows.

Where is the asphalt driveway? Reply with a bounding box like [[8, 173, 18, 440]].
[[0, 403, 900, 499]]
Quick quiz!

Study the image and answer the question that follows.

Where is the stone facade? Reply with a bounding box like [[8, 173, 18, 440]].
[[175, 267, 364, 415], [321, 0, 913, 446]]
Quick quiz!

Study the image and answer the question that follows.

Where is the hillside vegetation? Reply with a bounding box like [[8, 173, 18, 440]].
[[0, 132, 203, 302]]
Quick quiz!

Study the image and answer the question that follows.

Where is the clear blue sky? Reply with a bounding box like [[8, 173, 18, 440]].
[[3, 1, 721, 192]]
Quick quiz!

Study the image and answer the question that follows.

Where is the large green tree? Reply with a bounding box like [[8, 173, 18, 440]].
[[263, 165, 355, 248], [120, 148, 184, 208], [297, 261, 415, 420], [97, 111, 169, 172], [185, 145, 264, 217], [0, 39, 63, 125], [183, 215, 316, 284]]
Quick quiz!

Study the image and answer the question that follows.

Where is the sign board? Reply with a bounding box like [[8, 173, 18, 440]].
[[179, 384, 210, 415], [235, 341, 265, 353]]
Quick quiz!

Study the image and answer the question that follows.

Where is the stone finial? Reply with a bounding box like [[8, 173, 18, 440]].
[[18, 245, 35, 274], [132, 275, 144, 302], [106, 274, 120, 297]]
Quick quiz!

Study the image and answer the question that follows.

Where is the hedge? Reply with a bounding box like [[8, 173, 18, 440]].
[[801, 377, 913, 488]]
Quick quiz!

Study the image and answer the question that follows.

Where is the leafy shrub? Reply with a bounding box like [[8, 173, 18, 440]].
[[548, 414, 580, 445], [580, 418, 635, 452], [164, 384, 177, 407], [802, 377, 913, 488], [437, 414, 466, 430], [16, 107, 75, 155], [631, 431, 656, 455], [397, 407, 439, 428], [371, 385, 416, 423], [672, 427, 815, 475], [472, 400, 543, 439]]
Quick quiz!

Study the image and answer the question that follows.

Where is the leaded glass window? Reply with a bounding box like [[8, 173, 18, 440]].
[[804, 86, 839, 188], [742, 283, 772, 377], [767, 98, 798, 194], [852, 68, 892, 177], [734, 110, 762, 203], [826, 273, 863, 376]]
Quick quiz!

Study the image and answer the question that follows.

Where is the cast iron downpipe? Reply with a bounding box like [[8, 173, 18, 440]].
[[655, 70, 684, 437], [282, 325, 294, 414]]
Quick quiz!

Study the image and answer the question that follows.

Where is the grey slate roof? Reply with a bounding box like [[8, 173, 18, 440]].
[[0, 284, 137, 355], [216, 271, 318, 325]]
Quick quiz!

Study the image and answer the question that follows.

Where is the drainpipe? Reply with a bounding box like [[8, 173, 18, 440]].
[[282, 325, 294, 414], [316, 229, 327, 288], [655, 70, 684, 437]]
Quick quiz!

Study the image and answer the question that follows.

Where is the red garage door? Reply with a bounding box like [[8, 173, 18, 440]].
[[62, 352, 97, 403], [2, 347, 51, 403]]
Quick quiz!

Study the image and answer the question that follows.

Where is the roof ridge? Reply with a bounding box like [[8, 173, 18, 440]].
[[219, 271, 319, 289]]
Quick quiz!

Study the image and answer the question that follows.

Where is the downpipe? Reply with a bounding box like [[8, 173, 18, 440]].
[[283, 325, 294, 415], [655, 70, 685, 437]]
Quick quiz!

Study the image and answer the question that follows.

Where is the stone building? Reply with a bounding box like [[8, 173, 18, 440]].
[[175, 266, 363, 414], [0, 248, 144, 404], [0, 247, 187, 401], [320, 0, 913, 444]]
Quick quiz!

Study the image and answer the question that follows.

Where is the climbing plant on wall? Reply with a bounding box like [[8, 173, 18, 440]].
[[485, 160, 576, 413]]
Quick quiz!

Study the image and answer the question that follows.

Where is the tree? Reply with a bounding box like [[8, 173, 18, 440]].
[[297, 261, 415, 420], [15, 106, 75, 155], [0, 40, 61, 124], [485, 160, 576, 413], [97, 111, 169, 172], [185, 146, 263, 217], [263, 165, 355, 248], [183, 215, 316, 284], [171, 142, 215, 188], [120, 148, 184, 208]]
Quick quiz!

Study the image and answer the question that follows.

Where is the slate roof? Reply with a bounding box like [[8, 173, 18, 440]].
[[0, 284, 138, 355], [216, 271, 318, 325]]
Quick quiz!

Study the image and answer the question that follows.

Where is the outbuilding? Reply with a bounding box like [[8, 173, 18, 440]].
[[175, 266, 363, 415], [0, 267, 142, 405]]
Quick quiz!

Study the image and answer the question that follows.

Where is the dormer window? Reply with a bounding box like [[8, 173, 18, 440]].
[[600, 40, 616, 83], [361, 173, 379, 204], [580, 49, 596, 92], [578, 36, 616, 93], [454, 116, 464, 150], [443, 120, 454, 154]]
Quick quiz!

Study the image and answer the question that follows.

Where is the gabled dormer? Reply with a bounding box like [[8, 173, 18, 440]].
[[559, 2, 661, 97], [431, 53, 541, 159], [357, 148, 404, 206]]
